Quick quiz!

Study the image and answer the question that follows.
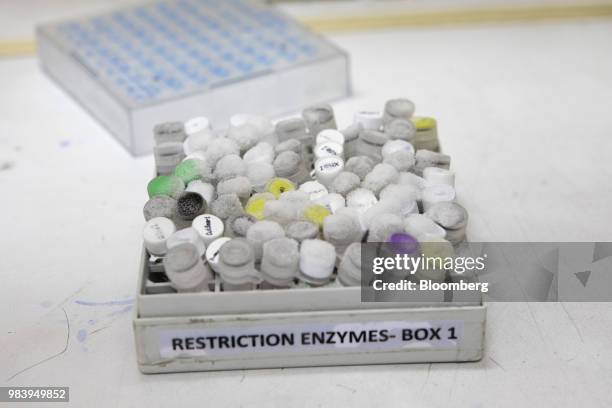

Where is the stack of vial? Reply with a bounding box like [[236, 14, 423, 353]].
[[142, 99, 467, 293]]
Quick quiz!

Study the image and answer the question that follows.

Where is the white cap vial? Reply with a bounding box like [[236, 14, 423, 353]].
[[381, 139, 415, 159], [353, 110, 383, 130], [329, 171, 361, 197], [314, 193, 346, 214], [422, 184, 456, 211], [285, 221, 320, 242], [423, 167, 455, 187], [338, 243, 362, 286], [245, 220, 286, 261], [143, 217, 176, 256], [299, 239, 337, 286], [404, 214, 446, 240], [316, 129, 345, 146], [217, 238, 261, 286], [314, 156, 344, 187], [346, 188, 378, 214], [261, 238, 299, 287], [192, 214, 225, 245], [361, 163, 399, 196], [205, 237, 231, 273], [298, 180, 328, 201], [186, 180, 215, 205], [164, 243, 212, 292], [184, 116, 211, 135], [314, 141, 344, 160], [166, 227, 206, 257], [323, 213, 362, 256]]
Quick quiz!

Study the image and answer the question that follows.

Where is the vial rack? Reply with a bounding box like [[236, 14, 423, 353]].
[[134, 248, 486, 373], [36, 0, 350, 155]]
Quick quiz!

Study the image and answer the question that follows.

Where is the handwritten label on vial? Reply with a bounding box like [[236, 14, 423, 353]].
[[158, 320, 463, 358]]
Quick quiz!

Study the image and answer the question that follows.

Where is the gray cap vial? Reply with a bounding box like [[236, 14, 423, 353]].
[[164, 242, 211, 292], [414, 150, 451, 176], [338, 243, 362, 287], [275, 118, 308, 143], [302, 103, 337, 140], [275, 138, 302, 155], [154, 142, 186, 175], [273, 151, 301, 178], [261, 237, 299, 287], [143, 196, 177, 221], [383, 98, 416, 124], [345, 156, 375, 180], [367, 213, 405, 242], [384, 118, 417, 142], [384, 150, 416, 172], [329, 171, 361, 197], [217, 176, 252, 202], [361, 163, 400, 196], [176, 191, 207, 220], [425, 202, 468, 244], [214, 154, 246, 181], [226, 213, 257, 238], [210, 193, 244, 220], [154, 122, 186, 144], [246, 220, 286, 261], [217, 238, 260, 285], [285, 221, 320, 242], [355, 130, 389, 162]]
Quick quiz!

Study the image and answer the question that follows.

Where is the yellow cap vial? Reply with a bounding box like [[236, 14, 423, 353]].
[[266, 178, 296, 198], [303, 204, 332, 227]]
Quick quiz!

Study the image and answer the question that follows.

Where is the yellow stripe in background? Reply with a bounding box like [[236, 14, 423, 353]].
[[1, 3, 612, 58], [302, 3, 612, 32]]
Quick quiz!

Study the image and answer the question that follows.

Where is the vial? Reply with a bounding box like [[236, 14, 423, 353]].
[[273, 151, 309, 185], [164, 243, 212, 292], [204, 137, 240, 168], [398, 171, 428, 190], [316, 129, 345, 146], [154, 142, 186, 175], [246, 220, 286, 261], [275, 118, 308, 143], [367, 213, 405, 242], [214, 154, 246, 181], [423, 167, 455, 187], [183, 117, 213, 155], [384, 150, 416, 172], [205, 237, 231, 274], [247, 162, 275, 193], [379, 184, 420, 217], [192, 214, 225, 245], [217, 176, 252, 204], [298, 180, 328, 201], [422, 184, 456, 212], [416, 237, 454, 282], [379, 233, 420, 279], [175, 191, 207, 221], [344, 156, 375, 180], [266, 177, 296, 198], [285, 220, 320, 242], [275, 138, 302, 155], [299, 239, 336, 286], [245, 193, 276, 220], [173, 158, 208, 185], [154, 122, 186, 145], [210, 193, 244, 221], [411, 116, 439, 151], [314, 156, 344, 187], [302, 103, 337, 142], [329, 171, 361, 197], [383, 98, 415, 124], [337, 243, 362, 286], [227, 123, 260, 155], [147, 175, 185, 199], [354, 130, 389, 163], [404, 214, 446, 240], [414, 150, 451, 176], [382, 140, 415, 159], [314, 193, 346, 214], [243, 142, 275, 165], [323, 213, 363, 257], [361, 163, 399, 196], [353, 110, 383, 131], [260, 238, 299, 288], [346, 188, 378, 215], [341, 122, 363, 159], [143, 217, 176, 256], [384, 118, 417, 143], [217, 238, 261, 290], [314, 141, 344, 160], [143, 196, 177, 221], [185, 180, 215, 206], [166, 227, 206, 257], [303, 203, 332, 227], [425, 202, 468, 244]]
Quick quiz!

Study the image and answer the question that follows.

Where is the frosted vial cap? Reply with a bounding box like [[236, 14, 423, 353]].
[[247, 162, 275, 192], [227, 123, 259, 154], [423, 167, 455, 187], [338, 242, 362, 286], [314, 141, 344, 160], [314, 193, 346, 214], [275, 138, 302, 155], [210, 193, 244, 220], [186, 180, 215, 205], [404, 214, 446, 240], [243, 142, 274, 164], [384, 150, 416, 172], [346, 188, 378, 213], [164, 243, 211, 291], [302, 104, 335, 127], [227, 213, 257, 237], [143, 217, 176, 256], [380, 183, 420, 203], [384, 98, 416, 122], [341, 122, 363, 143], [205, 237, 231, 269], [273, 151, 301, 177], [275, 118, 307, 141], [261, 238, 299, 284], [345, 156, 375, 180], [217, 176, 252, 199], [368, 213, 405, 242], [205, 138, 240, 167], [359, 129, 389, 146], [192, 214, 224, 245], [285, 221, 319, 242], [316, 129, 345, 146], [147, 175, 185, 199], [323, 213, 361, 244], [279, 190, 310, 203], [426, 202, 468, 230], [184, 116, 211, 134], [353, 110, 383, 130], [422, 184, 456, 211], [143, 196, 177, 221], [230, 114, 274, 139], [329, 171, 361, 196], [266, 178, 296, 198], [176, 191, 207, 220], [385, 118, 417, 142], [214, 154, 246, 181], [382, 140, 415, 158], [246, 220, 286, 259], [166, 227, 206, 256], [361, 163, 399, 196], [361, 198, 403, 230], [299, 180, 328, 201], [314, 156, 344, 187], [299, 239, 336, 283], [219, 238, 254, 267]]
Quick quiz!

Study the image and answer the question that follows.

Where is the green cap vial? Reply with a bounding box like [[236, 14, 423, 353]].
[[174, 158, 209, 185], [147, 175, 185, 199]]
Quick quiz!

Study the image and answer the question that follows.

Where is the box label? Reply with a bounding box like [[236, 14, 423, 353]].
[[158, 320, 463, 358]]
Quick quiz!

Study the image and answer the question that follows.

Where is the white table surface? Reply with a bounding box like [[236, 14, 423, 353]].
[[1, 14, 612, 408]]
